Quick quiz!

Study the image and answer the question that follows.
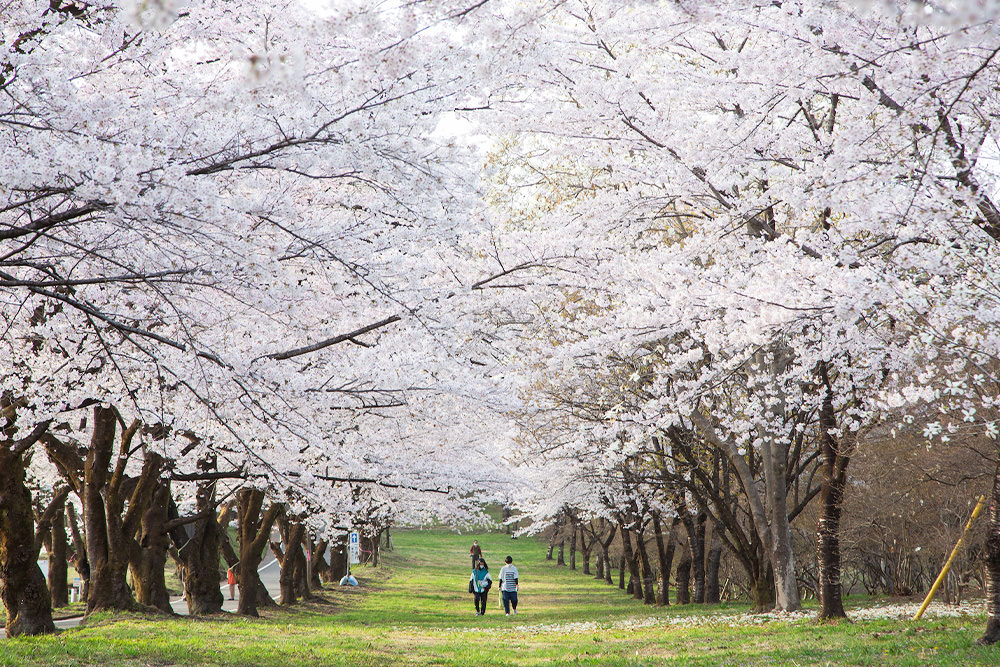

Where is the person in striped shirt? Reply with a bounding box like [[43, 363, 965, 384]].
[[498, 555, 519, 615]]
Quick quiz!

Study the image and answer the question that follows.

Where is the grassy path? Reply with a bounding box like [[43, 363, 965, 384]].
[[1, 529, 997, 666]]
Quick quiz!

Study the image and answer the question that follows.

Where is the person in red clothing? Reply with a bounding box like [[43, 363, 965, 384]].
[[469, 540, 482, 568], [227, 565, 238, 600]]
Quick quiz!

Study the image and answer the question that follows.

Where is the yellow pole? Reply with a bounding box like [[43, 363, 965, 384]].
[[913, 494, 987, 620]]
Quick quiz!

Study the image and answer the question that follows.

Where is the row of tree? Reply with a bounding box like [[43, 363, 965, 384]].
[[476, 0, 1000, 645], [1, 0, 506, 638]]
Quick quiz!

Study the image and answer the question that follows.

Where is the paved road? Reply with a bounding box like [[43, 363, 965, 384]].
[[56, 550, 282, 629]]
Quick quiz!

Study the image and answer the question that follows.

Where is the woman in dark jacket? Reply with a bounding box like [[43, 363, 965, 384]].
[[469, 558, 492, 616]]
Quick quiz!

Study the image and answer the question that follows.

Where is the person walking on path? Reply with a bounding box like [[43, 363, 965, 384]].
[[498, 555, 519, 616], [227, 565, 238, 600], [469, 540, 483, 568], [469, 558, 492, 616]]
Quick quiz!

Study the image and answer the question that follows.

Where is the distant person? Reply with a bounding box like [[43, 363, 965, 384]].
[[469, 558, 492, 616], [227, 565, 238, 600], [469, 540, 482, 568], [498, 555, 519, 616]]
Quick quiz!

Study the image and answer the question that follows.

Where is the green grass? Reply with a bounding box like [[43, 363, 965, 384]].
[[1, 529, 997, 665]]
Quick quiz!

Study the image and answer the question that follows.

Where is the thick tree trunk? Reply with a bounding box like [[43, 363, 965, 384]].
[[557, 539, 566, 566], [276, 520, 305, 605], [705, 530, 723, 604], [764, 437, 803, 612], [130, 482, 173, 613], [676, 545, 692, 605], [979, 460, 1000, 644], [619, 524, 641, 597], [0, 444, 55, 637], [816, 365, 850, 619], [693, 512, 707, 603], [85, 408, 140, 613], [580, 526, 592, 575], [311, 539, 330, 588], [751, 566, 777, 612], [621, 526, 642, 600], [600, 523, 615, 585], [292, 531, 313, 600], [181, 456, 224, 615], [66, 503, 89, 603], [329, 535, 348, 581], [653, 515, 675, 606], [236, 489, 281, 617], [636, 529, 656, 605], [48, 507, 69, 608], [546, 536, 555, 560]]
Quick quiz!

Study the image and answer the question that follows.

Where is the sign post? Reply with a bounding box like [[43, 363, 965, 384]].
[[348, 531, 360, 566]]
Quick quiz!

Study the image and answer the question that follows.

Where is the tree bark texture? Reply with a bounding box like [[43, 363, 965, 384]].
[[48, 506, 69, 608], [0, 444, 55, 636], [636, 528, 656, 605], [816, 363, 851, 619], [236, 489, 281, 617], [653, 515, 674, 606], [274, 518, 305, 605], [705, 532, 723, 604], [130, 481, 173, 613], [65, 503, 89, 602], [979, 460, 1000, 644], [311, 538, 330, 588], [84, 408, 152, 614], [181, 455, 224, 615], [676, 545, 692, 605]]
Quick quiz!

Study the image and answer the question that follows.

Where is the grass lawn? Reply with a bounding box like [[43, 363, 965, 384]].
[[1, 529, 997, 666]]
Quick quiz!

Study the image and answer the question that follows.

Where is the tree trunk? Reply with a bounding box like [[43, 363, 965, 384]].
[[693, 512, 707, 603], [979, 460, 1000, 644], [636, 529, 656, 605], [85, 407, 140, 613], [580, 526, 592, 575], [676, 545, 692, 605], [618, 554, 626, 590], [557, 539, 566, 566], [546, 536, 555, 560], [181, 455, 224, 615], [0, 443, 55, 637], [311, 539, 330, 588], [66, 503, 89, 603], [292, 530, 313, 600], [621, 526, 642, 600], [594, 550, 604, 580], [276, 520, 305, 605], [569, 524, 577, 570], [705, 528, 723, 604], [601, 522, 615, 585], [236, 489, 280, 617], [816, 364, 850, 619], [653, 515, 675, 606], [48, 506, 69, 608], [751, 566, 777, 612], [130, 481, 173, 613], [329, 535, 348, 581]]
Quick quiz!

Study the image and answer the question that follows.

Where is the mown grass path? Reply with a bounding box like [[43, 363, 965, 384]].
[[1, 529, 997, 666]]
